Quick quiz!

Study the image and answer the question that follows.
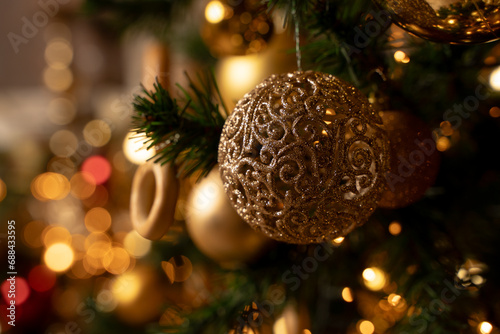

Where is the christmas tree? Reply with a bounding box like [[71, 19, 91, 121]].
[[1, 0, 500, 333]]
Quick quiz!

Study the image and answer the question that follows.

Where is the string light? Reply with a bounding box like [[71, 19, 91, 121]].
[[388, 221, 402, 235], [342, 287, 354, 302], [333, 236, 345, 244], [111, 273, 141, 304], [358, 320, 375, 334], [122, 132, 156, 165], [44, 243, 74, 272], [363, 267, 387, 291], [489, 66, 500, 91], [205, 1, 225, 24], [479, 321, 493, 334]]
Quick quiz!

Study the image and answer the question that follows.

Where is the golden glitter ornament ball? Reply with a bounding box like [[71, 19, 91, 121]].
[[218, 71, 390, 244], [202, 0, 273, 57], [374, 0, 500, 44]]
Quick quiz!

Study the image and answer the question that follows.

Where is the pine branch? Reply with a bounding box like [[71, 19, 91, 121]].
[[131, 71, 227, 179]]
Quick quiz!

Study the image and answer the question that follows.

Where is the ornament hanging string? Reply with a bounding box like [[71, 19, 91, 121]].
[[292, 0, 302, 71]]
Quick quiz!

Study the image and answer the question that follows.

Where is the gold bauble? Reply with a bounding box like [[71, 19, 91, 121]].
[[379, 111, 440, 209], [218, 71, 390, 244], [202, 0, 273, 57], [374, 0, 500, 44], [185, 166, 271, 266]]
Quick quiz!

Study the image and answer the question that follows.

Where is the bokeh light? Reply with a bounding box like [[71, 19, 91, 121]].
[[82, 185, 109, 208], [1, 277, 30, 305], [205, 1, 225, 24], [489, 66, 500, 91], [112, 273, 141, 304], [43, 66, 73, 92], [49, 130, 78, 157], [83, 119, 112, 147], [333, 236, 345, 244], [70, 171, 97, 199], [389, 221, 402, 235], [31, 172, 70, 201], [47, 98, 76, 125], [84, 207, 112, 233], [363, 267, 387, 291], [28, 265, 57, 292], [44, 243, 74, 272], [42, 226, 72, 247], [0, 178, 6, 202], [45, 39, 73, 69], [489, 106, 500, 118], [47, 156, 76, 178], [122, 132, 156, 165], [388, 293, 402, 306], [342, 287, 353, 302], [23, 220, 47, 248], [103, 247, 131, 275], [436, 136, 451, 152], [123, 231, 152, 258], [81, 155, 111, 185], [357, 320, 375, 334], [479, 321, 493, 334]]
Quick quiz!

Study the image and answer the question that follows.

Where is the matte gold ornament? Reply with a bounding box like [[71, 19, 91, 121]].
[[202, 0, 273, 57], [379, 111, 440, 209], [374, 0, 500, 44], [185, 167, 271, 266], [130, 161, 179, 240], [218, 71, 390, 244]]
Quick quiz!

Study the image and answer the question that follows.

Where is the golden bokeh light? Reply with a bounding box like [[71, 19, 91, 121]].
[[489, 106, 500, 118], [103, 247, 131, 275], [47, 156, 76, 178], [83, 120, 112, 147], [303, 330, 312, 334], [84, 207, 112, 233], [218, 55, 262, 101], [358, 320, 375, 334], [122, 132, 156, 165], [479, 322, 493, 334], [490, 66, 500, 91], [363, 267, 387, 291], [436, 136, 451, 152], [49, 130, 78, 157], [70, 172, 97, 200], [394, 50, 410, 63], [205, 1, 225, 24], [123, 231, 152, 258], [388, 293, 402, 306], [31, 172, 71, 201], [23, 220, 47, 248], [44, 243, 74, 272], [342, 287, 354, 302], [43, 226, 72, 247], [0, 178, 6, 202], [389, 221, 402, 235], [45, 39, 73, 69], [84, 232, 112, 250], [47, 98, 76, 125], [112, 272, 141, 304], [43, 66, 73, 92], [333, 236, 345, 244], [440, 121, 454, 136]]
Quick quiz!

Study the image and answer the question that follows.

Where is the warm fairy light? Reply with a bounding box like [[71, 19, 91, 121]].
[[489, 106, 500, 118], [28, 265, 56, 292], [388, 293, 402, 306], [333, 236, 345, 244], [81, 155, 112, 184], [436, 136, 451, 152], [0, 178, 6, 202], [49, 130, 78, 157], [70, 171, 96, 200], [489, 66, 500, 91], [440, 121, 454, 136], [111, 273, 141, 304], [83, 120, 112, 147], [205, 1, 225, 24], [218, 55, 262, 101], [363, 267, 386, 291], [358, 320, 375, 334], [47, 97, 76, 125], [122, 132, 156, 165], [124, 231, 152, 258], [43, 226, 72, 247], [479, 321, 493, 334], [44, 243, 74, 272], [342, 287, 354, 302], [389, 221, 402, 235], [23, 220, 47, 248], [394, 50, 406, 62], [84, 232, 111, 250], [103, 247, 131, 275], [84, 207, 112, 233], [45, 39, 73, 69], [43, 66, 73, 92], [471, 275, 485, 285], [1, 277, 30, 306]]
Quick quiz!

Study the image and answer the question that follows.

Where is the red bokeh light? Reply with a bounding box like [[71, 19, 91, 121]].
[[1, 277, 30, 305], [81, 155, 111, 185], [28, 265, 57, 292]]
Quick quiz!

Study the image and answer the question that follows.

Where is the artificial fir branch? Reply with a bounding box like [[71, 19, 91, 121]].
[[131, 72, 227, 179]]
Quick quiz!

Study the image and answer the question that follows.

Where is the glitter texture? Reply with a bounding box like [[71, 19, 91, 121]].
[[218, 71, 390, 244], [375, 0, 500, 44]]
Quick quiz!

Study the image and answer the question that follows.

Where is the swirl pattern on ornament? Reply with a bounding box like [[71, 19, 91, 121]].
[[218, 71, 389, 244]]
